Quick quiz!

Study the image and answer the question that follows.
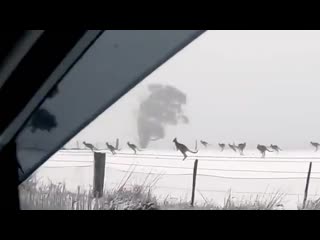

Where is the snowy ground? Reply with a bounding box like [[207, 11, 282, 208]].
[[28, 148, 320, 210]]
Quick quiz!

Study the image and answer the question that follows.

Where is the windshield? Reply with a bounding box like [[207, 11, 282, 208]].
[[19, 30, 320, 210]]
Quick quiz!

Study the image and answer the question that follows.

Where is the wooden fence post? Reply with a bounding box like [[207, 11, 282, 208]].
[[93, 152, 106, 198], [302, 162, 312, 209], [191, 159, 198, 207]]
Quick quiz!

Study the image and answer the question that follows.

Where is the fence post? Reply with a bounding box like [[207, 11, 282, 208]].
[[191, 159, 198, 207], [303, 161, 312, 209], [93, 152, 106, 198]]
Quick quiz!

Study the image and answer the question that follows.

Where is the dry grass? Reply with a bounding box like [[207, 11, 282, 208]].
[[19, 173, 160, 210], [298, 198, 320, 210], [19, 176, 95, 210], [161, 190, 285, 210], [220, 190, 285, 210], [19, 173, 286, 210]]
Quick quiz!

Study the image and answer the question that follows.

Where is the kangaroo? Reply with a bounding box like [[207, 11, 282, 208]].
[[236, 142, 246, 155], [311, 142, 320, 152], [173, 138, 198, 161], [257, 144, 273, 158], [218, 143, 225, 152], [127, 142, 141, 154], [228, 143, 238, 152], [200, 140, 210, 148], [83, 141, 98, 152], [270, 144, 282, 153], [106, 142, 117, 155]]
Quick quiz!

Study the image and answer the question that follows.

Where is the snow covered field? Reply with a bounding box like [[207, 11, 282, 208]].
[[28, 148, 320, 209]]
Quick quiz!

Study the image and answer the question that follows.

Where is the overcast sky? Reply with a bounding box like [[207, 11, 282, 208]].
[[66, 30, 320, 150]]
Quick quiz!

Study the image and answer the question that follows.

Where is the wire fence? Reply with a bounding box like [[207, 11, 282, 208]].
[[58, 149, 320, 160], [19, 147, 320, 209], [43, 161, 320, 175], [50, 152, 320, 164], [34, 152, 320, 206]]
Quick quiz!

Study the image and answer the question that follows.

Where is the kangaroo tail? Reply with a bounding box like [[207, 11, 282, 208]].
[[188, 149, 198, 154]]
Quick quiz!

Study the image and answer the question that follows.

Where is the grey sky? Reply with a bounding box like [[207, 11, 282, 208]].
[[68, 30, 320, 150]]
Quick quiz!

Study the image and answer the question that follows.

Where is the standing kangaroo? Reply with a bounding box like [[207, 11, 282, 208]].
[[106, 142, 117, 155], [127, 142, 141, 154], [270, 144, 282, 153], [257, 144, 273, 158], [218, 143, 225, 152], [229, 143, 238, 152], [83, 141, 98, 152], [200, 140, 210, 148], [236, 142, 246, 155], [311, 142, 320, 152], [173, 138, 198, 161]]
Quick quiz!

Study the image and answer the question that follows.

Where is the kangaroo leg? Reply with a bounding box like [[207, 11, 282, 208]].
[[182, 151, 187, 161]]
